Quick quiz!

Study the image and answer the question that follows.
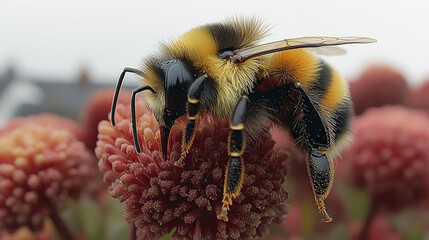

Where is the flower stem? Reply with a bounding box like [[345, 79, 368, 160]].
[[48, 201, 75, 240], [129, 222, 136, 240], [358, 202, 377, 240]]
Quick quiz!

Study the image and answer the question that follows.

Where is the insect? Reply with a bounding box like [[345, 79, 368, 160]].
[[110, 17, 376, 223]]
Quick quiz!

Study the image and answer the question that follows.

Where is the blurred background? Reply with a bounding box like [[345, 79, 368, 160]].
[[1, 0, 428, 123], [1, 0, 429, 239]]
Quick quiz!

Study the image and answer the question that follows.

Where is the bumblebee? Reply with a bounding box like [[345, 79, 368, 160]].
[[111, 17, 376, 223]]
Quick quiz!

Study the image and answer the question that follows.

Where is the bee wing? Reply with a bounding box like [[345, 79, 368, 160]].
[[307, 46, 347, 56], [232, 36, 376, 62]]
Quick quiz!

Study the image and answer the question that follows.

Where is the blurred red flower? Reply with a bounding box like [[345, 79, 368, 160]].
[[349, 216, 402, 240], [350, 65, 409, 115], [410, 79, 429, 114], [0, 113, 85, 141], [339, 106, 429, 212], [0, 115, 97, 232], [80, 87, 132, 150], [96, 100, 289, 240]]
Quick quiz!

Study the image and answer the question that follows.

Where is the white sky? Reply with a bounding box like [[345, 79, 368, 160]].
[[1, 0, 428, 86]]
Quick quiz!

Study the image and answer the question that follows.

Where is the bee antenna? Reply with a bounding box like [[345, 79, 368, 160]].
[[131, 85, 156, 153], [111, 67, 144, 126]]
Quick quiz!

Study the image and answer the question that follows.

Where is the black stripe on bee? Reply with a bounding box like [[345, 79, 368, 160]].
[[311, 60, 332, 99], [205, 23, 241, 52], [308, 151, 331, 195], [331, 99, 353, 141]]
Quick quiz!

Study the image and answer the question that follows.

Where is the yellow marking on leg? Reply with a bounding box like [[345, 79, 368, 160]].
[[187, 114, 198, 120], [218, 156, 245, 222], [308, 151, 334, 223], [217, 193, 233, 222], [188, 97, 199, 104], [175, 119, 198, 168], [230, 123, 244, 130], [315, 195, 332, 223], [174, 148, 189, 167]]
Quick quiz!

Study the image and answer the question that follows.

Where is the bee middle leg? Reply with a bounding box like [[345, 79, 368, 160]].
[[217, 95, 248, 222], [295, 82, 334, 223], [175, 75, 208, 167]]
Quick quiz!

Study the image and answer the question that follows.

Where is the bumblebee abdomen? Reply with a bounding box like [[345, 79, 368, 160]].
[[262, 49, 352, 152]]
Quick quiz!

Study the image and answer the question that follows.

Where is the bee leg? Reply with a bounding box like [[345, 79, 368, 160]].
[[175, 75, 208, 167], [295, 82, 333, 223], [131, 85, 156, 153], [217, 95, 248, 222], [308, 149, 334, 222]]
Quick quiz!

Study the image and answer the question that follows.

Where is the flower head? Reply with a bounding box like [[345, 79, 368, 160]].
[[350, 65, 409, 115], [339, 106, 429, 211], [80, 87, 132, 149], [410, 79, 429, 114], [0, 116, 96, 232], [96, 101, 289, 240], [0, 114, 85, 141]]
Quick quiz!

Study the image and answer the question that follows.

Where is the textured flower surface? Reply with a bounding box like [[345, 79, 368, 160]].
[[96, 101, 289, 240], [339, 106, 429, 211], [0, 117, 96, 232], [350, 65, 409, 115], [0, 113, 85, 141]]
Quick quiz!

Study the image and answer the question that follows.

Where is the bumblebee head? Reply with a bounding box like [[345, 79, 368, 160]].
[[111, 59, 193, 158], [157, 59, 193, 157]]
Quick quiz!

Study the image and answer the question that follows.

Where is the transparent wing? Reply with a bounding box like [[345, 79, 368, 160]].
[[307, 46, 347, 56], [231, 36, 376, 62]]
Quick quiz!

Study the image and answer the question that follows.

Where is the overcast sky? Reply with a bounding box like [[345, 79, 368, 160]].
[[1, 0, 428, 86]]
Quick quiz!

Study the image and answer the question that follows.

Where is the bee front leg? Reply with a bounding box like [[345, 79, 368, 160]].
[[175, 75, 208, 167], [295, 82, 333, 223], [217, 95, 248, 222]]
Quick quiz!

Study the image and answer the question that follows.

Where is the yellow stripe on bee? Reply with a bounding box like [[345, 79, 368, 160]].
[[321, 69, 348, 109], [170, 28, 217, 71], [264, 49, 319, 87]]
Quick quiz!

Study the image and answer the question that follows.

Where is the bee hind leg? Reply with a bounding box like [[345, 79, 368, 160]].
[[296, 83, 334, 223], [218, 95, 248, 222], [308, 149, 333, 223], [175, 75, 208, 167]]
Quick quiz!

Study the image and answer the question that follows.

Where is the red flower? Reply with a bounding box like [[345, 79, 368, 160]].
[[80, 87, 132, 149], [96, 101, 289, 240], [0, 113, 85, 141], [349, 216, 402, 240], [339, 106, 429, 211], [0, 116, 96, 232], [350, 65, 409, 115], [410, 79, 429, 114]]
